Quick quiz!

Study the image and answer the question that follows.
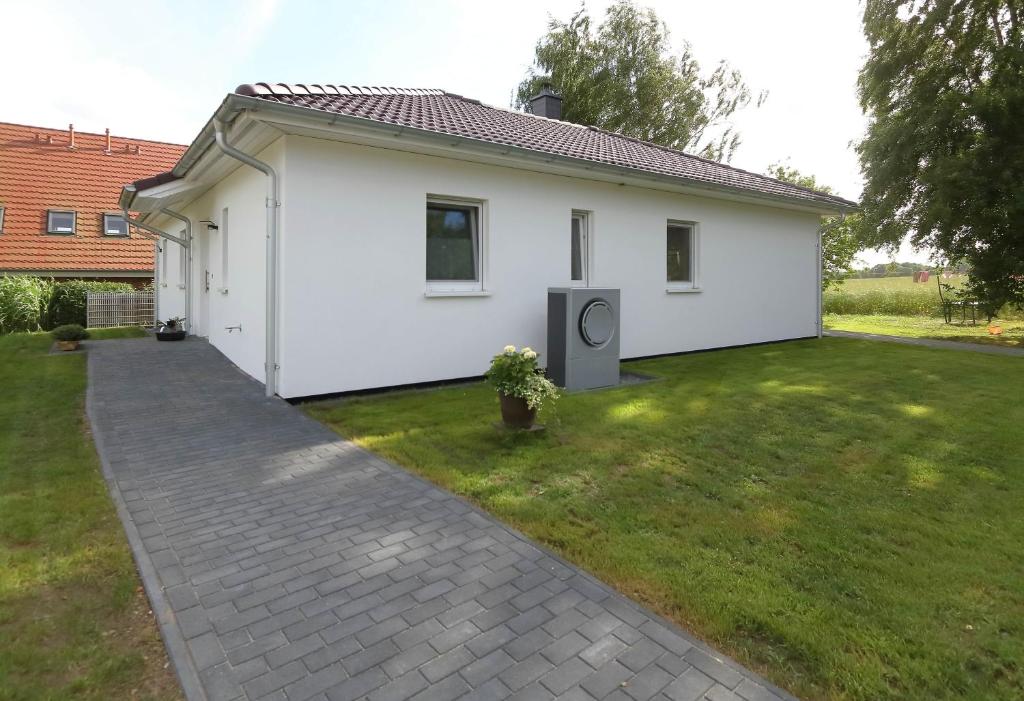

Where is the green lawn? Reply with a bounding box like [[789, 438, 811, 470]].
[[825, 314, 1024, 349], [0, 328, 182, 701], [307, 338, 1024, 701]]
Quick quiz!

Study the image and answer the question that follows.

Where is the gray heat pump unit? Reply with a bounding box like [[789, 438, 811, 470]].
[[547, 287, 620, 390]]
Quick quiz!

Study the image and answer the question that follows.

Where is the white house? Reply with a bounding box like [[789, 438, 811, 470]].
[[120, 83, 856, 399]]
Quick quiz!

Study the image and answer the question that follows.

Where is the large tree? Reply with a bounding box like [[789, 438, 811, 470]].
[[515, 1, 763, 162], [858, 1, 1024, 311], [767, 163, 865, 290]]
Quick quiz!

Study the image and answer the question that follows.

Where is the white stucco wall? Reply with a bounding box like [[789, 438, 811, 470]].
[[153, 139, 285, 384], [274, 136, 821, 398]]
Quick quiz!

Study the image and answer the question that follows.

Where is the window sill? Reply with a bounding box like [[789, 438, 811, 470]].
[[666, 286, 702, 294], [424, 289, 491, 298]]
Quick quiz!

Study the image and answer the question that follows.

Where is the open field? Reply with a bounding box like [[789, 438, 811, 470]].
[[0, 328, 182, 701], [307, 338, 1024, 701], [825, 314, 1024, 348], [824, 276, 953, 316]]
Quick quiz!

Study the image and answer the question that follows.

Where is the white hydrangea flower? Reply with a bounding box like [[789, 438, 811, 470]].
[[503, 345, 516, 354], [523, 348, 537, 359]]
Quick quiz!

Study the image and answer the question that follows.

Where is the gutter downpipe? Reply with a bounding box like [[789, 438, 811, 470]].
[[153, 241, 160, 330], [122, 211, 189, 331], [211, 117, 280, 398], [159, 208, 193, 335], [817, 229, 823, 338]]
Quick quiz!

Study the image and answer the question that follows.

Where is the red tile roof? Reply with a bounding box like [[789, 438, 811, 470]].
[[0, 122, 186, 273], [234, 84, 857, 210]]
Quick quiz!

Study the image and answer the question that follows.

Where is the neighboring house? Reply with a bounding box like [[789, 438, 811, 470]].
[[0, 122, 185, 283], [121, 83, 856, 398]]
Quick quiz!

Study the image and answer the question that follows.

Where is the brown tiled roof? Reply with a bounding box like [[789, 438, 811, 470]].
[[0, 122, 186, 273], [234, 83, 856, 209]]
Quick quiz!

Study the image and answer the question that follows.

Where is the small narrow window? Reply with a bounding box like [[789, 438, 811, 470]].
[[47, 210, 76, 234], [159, 243, 167, 283], [220, 207, 229, 292], [178, 234, 187, 287], [0, 206, 5, 233], [667, 221, 698, 290], [103, 213, 128, 236], [571, 211, 590, 286], [426, 197, 482, 293]]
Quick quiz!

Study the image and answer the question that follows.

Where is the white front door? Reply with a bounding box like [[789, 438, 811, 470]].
[[197, 229, 210, 337]]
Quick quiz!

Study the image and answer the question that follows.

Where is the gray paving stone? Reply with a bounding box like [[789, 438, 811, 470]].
[[86, 339, 796, 701], [663, 667, 715, 701]]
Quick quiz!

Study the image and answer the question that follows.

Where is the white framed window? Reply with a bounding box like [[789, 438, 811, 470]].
[[666, 220, 700, 292], [103, 213, 128, 236], [47, 210, 76, 234], [426, 196, 485, 294], [570, 210, 591, 286], [219, 207, 229, 293]]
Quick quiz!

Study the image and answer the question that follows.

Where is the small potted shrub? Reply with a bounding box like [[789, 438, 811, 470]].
[[486, 345, 559, 428], [51, 323, 89, 351], [156, 317, 187, 342]]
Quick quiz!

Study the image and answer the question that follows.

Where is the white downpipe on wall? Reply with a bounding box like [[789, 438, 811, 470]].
[[159, 208, 193, 334], [152, 240, 160, 328], [817, 229, 824, 338], [212, 117, 280, 398]]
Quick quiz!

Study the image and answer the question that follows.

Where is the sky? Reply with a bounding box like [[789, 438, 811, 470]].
[[0, 0, 929, 265]]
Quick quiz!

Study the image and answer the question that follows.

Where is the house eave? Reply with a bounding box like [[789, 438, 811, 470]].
[[126, 93, 857, 217]]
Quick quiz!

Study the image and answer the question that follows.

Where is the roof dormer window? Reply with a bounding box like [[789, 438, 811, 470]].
[[47, 210, 76, 234], [103, 213, 129, 236]]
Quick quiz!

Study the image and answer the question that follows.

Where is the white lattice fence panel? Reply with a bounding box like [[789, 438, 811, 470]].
[[86, 291, 155, 328]]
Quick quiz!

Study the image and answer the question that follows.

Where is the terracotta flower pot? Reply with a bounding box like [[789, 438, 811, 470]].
[[499, 393, 537, 429], [57, 340, 79, 351]]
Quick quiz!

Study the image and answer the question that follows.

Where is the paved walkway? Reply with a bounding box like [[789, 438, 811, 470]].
[[825, 329, 1024, 356], [87, 338, 792, 701]]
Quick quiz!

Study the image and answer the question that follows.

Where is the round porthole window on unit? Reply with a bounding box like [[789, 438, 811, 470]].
[[579, 299, 615, 347]]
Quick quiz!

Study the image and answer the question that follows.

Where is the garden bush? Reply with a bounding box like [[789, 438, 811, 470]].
[[0, 277, 136, 333], [0, 276, 53, 333], [46, 280, 133, 328]]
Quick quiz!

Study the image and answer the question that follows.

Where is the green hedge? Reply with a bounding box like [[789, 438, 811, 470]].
[[46, 280, 134, 328], [0, 276, 135, 333]]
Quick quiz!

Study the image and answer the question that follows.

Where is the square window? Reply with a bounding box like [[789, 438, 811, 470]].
[[426, 198, 482, 292], [667, 222, 696, 287], [47, 210, 76, 234], [103, 213, 128, 236]]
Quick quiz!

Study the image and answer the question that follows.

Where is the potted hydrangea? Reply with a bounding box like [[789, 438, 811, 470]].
[[51, 324, 90, 351], [485, 345, 559, 428]]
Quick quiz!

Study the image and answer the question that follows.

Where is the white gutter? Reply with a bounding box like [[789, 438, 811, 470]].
[[159, 208, 193, 335], [211, 118, 280, 398], [122, 210, 189, 248]]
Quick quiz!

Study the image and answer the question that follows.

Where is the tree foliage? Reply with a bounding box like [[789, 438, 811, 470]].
[[767, 163, 865, 290], [515, 1, 763, 162], [858, 1, 1024, 312]]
